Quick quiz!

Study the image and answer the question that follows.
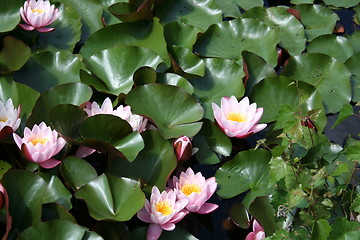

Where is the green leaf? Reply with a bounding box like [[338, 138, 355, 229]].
[[287, 186, 309, 208], [193, 18, 279, 67], [214, 0, 241, 18], [27, 83, 92, 126], [42, 203, 76, 223], [84, 45, 163, 95], [2, 170, 47, 235], [0, 0, 23, 33], [14, 51, 86, 93], [351, 194, 360, 213], [0, 36, 31, 74], [75, 174, 145, 221], [125, 227, 198, 240], [60, 156, 98, 191], [332, 104, 353, 129], [156, 0, 222, 31], [307, 35, 355, 62], [80, 18, 171, 66], [108, 1, 153, 22], [163, 22, 201, 49], [17, 219, 103, 240], [0, 161, 12, 180], [328, 218, 360, 240], [192, 119, 232, 165], [243, 6, 306, 56], [233, 0, 263, 11], [345, 52, 360, 102], [229, 202, 250, 229], [294, 4, 339, 41], [126, 84, 203, 139], [188, 58, 245, 119], [281, 53, 351, 114], [215, 149, 272, 200], [107, 130, 177, 192], [311, 219, 331, 240], [249, 196, 278, 236], [322, 0, 360, 8], [133, 67, 157, 86], [169, 46, 205, 77], [94, 221, 128, 240], [269, 157, 288, 185], [291, 0, 314, 3], [156, 73, 194, 95], [38, 173, 72, 210]]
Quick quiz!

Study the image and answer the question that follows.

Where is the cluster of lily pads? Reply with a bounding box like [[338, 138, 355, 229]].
[[0, 0, 360, 239]]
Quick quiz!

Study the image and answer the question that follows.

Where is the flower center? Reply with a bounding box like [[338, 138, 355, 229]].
[[226, 112, 246, 122], [155, 201, 173, 216], [0, 117, 7, 122], [31, 8, 45, 14], [30, 137, 48, 145], [180, 184, 202, 196]]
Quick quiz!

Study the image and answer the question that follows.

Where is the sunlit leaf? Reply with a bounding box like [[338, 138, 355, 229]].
[[0, 0, 23, 33], [0, 36, 31, 74]]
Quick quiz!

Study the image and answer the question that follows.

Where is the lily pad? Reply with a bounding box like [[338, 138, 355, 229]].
[[156, 73, 194, 95], [126, 84, 204, 139], [163, 22, 202, 49], [14, 51, 87, 93], [169, 46, 205, 77], [84, 45, 163, 95], [75, 174, 145, 221], [233, 0, 263, 10], [156, 0, 222, 31], [322, 0, 360, 8], [0, 36, 31, 74], [344, 52, 360, 102], [193, 18, 279, 67], [0, 0, 23, 33], [281, 53, 351, 113]]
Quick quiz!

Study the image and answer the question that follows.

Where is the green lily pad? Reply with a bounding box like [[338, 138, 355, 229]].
[[93, 221, 128, 240], [0, 36, 31, 74], [14, 51, 87, 93], [307, 35, 355, 62], [214, 0, 241, 18], [291, 0, 313, 3], [0, 0, 23, 33], [84, 45, 163, 95], [347, 30, 360, 53], [60, 156, 98, 191], [281, 53, 351, 113], [169, 46, 205, 77], [133, 67, 157, 86], [188, 58, 245, 120], [322, 0, 360, 8], [215, 149, 272, 202], [2, 170, 47, 235], [294, 4, 339, 41], [192, 119, 232, 165], [156, 0, 222, 31], [17, 219, 103, 240], [42, 203, 76, 223], [345, 52, 360, 102], [80, 18, 170, 66], [233, 0, 263, 10], [75, 174, 145, 221], [27, 83, 92, 126], [126, 84, 203, 139], [193, 18, 279, 67], [156, 73, 194, 95], [107, 130, 177, 193], [243, 6, 306, 56], [163, 22, 202, 49], [108, 1, 154, 22], [125, 227, 198, 240]]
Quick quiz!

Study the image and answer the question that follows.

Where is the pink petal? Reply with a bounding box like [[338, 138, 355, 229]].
[[36, 27, 55, 32], [0, 184, 12, 240], [161, 222, 175, 231], [249, 124, 267, 134], [197, 203, 218, 214], [19, 24, 35, 31], [75, 146, 96, 158], [39, 158, 61, 169], [147, 224, 163, 240], [246, 232, 256, 240], [170, 211, 187, 223], [137, 208, 151, 223]]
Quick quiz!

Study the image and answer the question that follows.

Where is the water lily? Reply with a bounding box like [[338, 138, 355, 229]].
[[0, 184, 11, 240], [137, 186, 189, 240], [246, 219, 265, 240], [0, 99, 21, 140], [19, 0, 60, 32], [169, 167, 218, 214], [173, 136, 193, 163], [13, 122, 66, 169], [212, 96, 267, 138]]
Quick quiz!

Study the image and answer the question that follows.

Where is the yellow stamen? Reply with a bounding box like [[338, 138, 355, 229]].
[[155, 201, 173, 216], [226, 112, 246, 122], [0, 118, 7, 122], [180, 184, 201, 196], [31, 8, 44, 14], [30, 137, 48, 145]]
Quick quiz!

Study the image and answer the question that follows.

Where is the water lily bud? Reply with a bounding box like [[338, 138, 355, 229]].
[[0, 99, 21, 140], [246, 219, 265, 240], [173, 136, 193, 163], [137, 186, 188, 240], [212, 96, 267, 138], [13, 122, 66, 169], [19, 0, 60, 32]]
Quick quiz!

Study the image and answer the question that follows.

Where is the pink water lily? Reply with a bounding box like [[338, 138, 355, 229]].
[[169, 168, 218, 214], [13, 122, 66, 168], [137, 186, 189, 240], [0, 99, 21, 140], [19, 0, 60, 32], [246, 219, 265, 240], [173, 136, 193, 163], [212, 96, 267, 138]]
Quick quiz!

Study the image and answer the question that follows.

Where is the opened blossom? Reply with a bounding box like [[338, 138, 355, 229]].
[[13, 122, 66, 169], [19, 0, 60, 32], [246, 219, 265, 240], [212, 96, 267, 138], [0, 99, 21, 140], [137, 186, 188, 240], [168, 167, 218, 214]]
